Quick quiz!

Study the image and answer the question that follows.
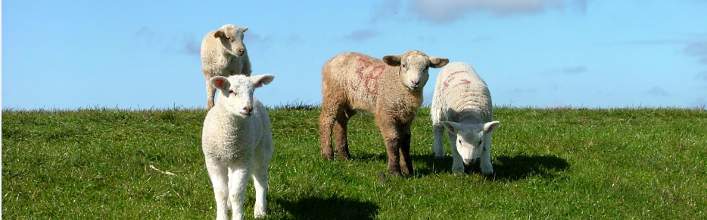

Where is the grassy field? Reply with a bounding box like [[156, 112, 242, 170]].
[[2, 107, 706, 219]]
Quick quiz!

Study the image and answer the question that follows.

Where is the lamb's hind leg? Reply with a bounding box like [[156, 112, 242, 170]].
[[206, 78, 217, 110], [333, 110, 353, 160], [319, 104, 336, 160]]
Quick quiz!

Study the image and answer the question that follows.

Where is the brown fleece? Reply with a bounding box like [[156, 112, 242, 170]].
[[319, 51, 447, 176]]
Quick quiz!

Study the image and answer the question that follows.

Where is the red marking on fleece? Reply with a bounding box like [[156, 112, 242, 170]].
[[441, 71, 470, 92], [353, 55, 385, 95]]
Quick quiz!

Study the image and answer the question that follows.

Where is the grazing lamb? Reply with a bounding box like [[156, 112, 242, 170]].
[[201, 24, 252, 110], [320, 50, 448, 176], [430, 62, 500, 175], [201, 74, 274, 220]]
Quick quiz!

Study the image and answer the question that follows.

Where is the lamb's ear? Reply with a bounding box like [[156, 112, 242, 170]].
[[241, 27, 248, 33], [483, 121, 500, 134], [429, 57, 449, 68], [211, 76, 230, 90], [251, 74, 274, 88], [440, 121, 463, 133], [213, 29, 225, 39], [383, 55, 401, 66]]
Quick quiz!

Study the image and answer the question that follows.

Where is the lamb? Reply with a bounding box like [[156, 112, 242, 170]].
[[320, 50, 448, 176], [201, 74, 274, 220], [201, 24, 252, 110], [430, 62, 500, 175]]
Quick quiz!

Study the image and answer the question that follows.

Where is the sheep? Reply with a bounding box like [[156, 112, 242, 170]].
[[201, 24, 253, 110], [201, 74, 274, 220], [320, 50, 448, 176], [430, 62, 500, 175]]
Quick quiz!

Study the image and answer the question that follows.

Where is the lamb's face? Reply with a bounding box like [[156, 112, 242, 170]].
[[442, 121, 500, 166], [210, 75, 274, 117], [383, 51, 449, 91], [213, 24, 248, 57], [455, 128, 484, 165]]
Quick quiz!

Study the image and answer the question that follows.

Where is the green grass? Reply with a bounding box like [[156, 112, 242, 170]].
[[2, 107, 706, 219]]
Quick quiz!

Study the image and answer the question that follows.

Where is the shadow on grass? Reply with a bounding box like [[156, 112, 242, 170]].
[[353, 153, 454, 176], [415, 154, 569, 181], [351, 152, 569, 181], [414, 154, 453, 175], [352, 152, 387, 162], [278, 195, 379, 220], [492, 154, 569, 181]]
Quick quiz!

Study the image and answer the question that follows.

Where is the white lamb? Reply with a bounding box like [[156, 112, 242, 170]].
[[201, 74, 274, 220], [201, 24, 253, 110], [430, 62, 500, 175]]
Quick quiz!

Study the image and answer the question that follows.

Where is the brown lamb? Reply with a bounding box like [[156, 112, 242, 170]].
[[319, 50, 448, 176]]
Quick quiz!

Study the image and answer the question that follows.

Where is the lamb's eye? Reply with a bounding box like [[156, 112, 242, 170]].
[[402, 64, 407, 68], [478, 140, 483, 146], [229, 90, 235, 94], [458, 139, 462, 144]]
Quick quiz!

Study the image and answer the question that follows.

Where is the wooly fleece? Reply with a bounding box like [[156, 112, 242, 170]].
[[430, 62, 499, 175], [201, 74, 274, 220], [319, 50, 448, 176], [201, 24, 252, 109]]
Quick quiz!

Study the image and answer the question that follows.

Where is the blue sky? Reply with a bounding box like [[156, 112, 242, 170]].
[[3, 0, 707, 109]]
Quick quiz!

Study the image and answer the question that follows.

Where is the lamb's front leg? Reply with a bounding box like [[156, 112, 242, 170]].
[[432, 125, 445, 158], [228, 165, 250, 220], [480, 138, 494, 175], [448, 132, 464, 174], [376, 119, 402, 176], [205, 159, 229, 220], [252, 163, 269, 218], [398, 125, 414, 176]]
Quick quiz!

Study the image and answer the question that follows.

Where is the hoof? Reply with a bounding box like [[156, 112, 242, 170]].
[[254, 208, 266, 219], [401, 168, 414, 177], [388, 170, 402, 177], [321, 153, 334, 160], [337, 153, 351, 161]]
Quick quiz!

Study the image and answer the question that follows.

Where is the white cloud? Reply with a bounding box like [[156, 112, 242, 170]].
[[411, 0, 587, 23], [370, 0, 402, 23], [684, 40, 707, 64], [343, 29, 380, 42]]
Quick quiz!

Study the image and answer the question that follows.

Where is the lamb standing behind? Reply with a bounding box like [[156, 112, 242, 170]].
[[320, 50, 448, 176], [201, 24, 252, 110], [202, 74, 274, 220], [431, 62, 500, 175]]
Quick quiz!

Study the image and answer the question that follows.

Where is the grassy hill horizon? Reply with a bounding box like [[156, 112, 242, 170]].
[[2, 107, 705, 219]]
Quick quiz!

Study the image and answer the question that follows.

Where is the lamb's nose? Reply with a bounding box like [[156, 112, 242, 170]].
[[411, 80, 420, 86], [243, 106, 253, 113], [237, 48, 245, 55]]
